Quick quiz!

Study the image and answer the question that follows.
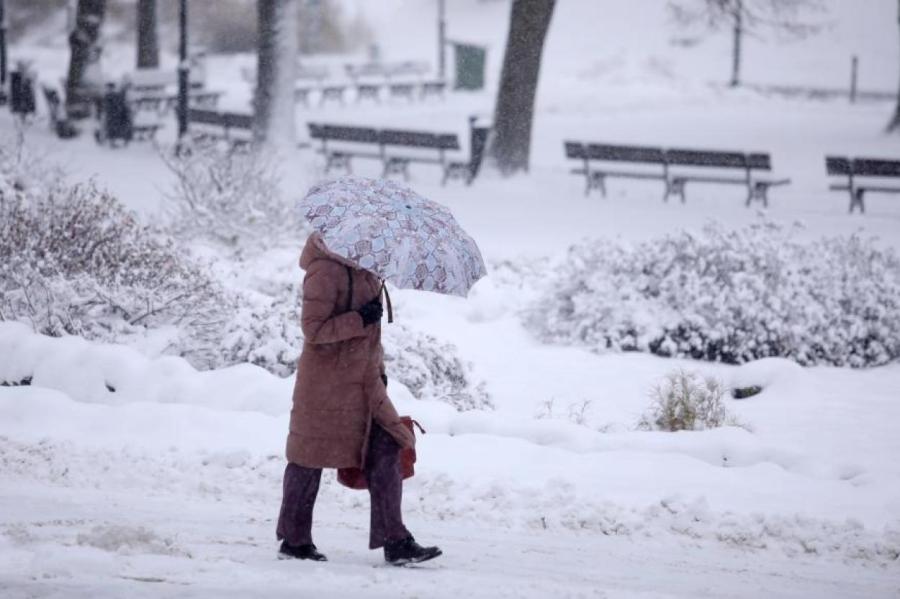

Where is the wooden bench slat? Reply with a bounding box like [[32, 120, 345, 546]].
[[564, 142, 587, 160], [587, 143, 666, 164], [583, 168, 666, 181], [826, 156, 852, 175], [666, 149, 747, 168], [319, 124, 380, 143], [853, 159, 900, 177], [673, 175, 747, 185], [746, 153, 772, 170]]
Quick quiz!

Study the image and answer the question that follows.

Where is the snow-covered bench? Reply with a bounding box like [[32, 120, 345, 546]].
[[308, 118, 488, 185], [343, 61, 440, 104], [129, 68, 206, 93], [307, 123, 382, 172], [127, 89, 223, 116], [419, 80, 447, 100], [188, 108, 252, 148], [826, 156, 900, 214], [664, 149, 791, 206], [565, 142, 791, 206], [565, 143, 668, 196]]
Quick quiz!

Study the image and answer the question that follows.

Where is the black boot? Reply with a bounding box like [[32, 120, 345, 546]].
[[384, 535, 442, 566], [278, 541, 327, 561]]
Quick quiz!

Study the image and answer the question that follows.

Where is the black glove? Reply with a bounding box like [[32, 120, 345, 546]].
[[381, 373, 388, 388], [358, 298, 383, 326]]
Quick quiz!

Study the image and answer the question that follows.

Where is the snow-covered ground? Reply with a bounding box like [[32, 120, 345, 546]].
[[3, 0, 900, 597]]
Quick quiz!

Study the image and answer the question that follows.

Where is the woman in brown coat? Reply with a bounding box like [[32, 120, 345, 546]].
[[276, 233, 442, 566]]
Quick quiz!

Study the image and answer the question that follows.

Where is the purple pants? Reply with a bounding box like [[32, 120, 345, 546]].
[[276, 423, 410, 550]]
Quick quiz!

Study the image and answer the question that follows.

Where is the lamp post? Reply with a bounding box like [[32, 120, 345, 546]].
[[0, 0, 8, 105], [177, 0, 189, 144], [438, 0, 446, 81]]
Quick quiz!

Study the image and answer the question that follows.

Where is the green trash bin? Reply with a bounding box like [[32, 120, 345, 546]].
[[453, 43, 486, 91]]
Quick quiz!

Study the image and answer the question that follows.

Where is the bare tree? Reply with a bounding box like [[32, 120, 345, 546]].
[[253, 0, 298, 148], [668, 0, 822, 87], [486, 0, 556, 176], [136, 0, 159, 69], [65, 0, 105, 119], [888, 0, 900, 132]]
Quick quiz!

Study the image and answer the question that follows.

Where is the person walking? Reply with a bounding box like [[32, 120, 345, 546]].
[[276, 232, 442, 566]]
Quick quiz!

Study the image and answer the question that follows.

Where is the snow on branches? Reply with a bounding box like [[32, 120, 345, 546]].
[[529, 221, 900, 368], [0, 143, 294, 372], [159, 139, 302, 256]]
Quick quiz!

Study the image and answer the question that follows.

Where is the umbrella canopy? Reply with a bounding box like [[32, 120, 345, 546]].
[[299, 176, 486, 297]]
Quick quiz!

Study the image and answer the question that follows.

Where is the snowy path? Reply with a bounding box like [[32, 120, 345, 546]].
[[2, 480, 898, 599]]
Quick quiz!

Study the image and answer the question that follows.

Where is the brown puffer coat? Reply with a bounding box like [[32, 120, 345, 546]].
[[286, 233, 413, 469]]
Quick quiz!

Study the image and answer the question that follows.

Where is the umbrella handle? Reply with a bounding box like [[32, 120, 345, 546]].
[[381, 280, 394, 324]]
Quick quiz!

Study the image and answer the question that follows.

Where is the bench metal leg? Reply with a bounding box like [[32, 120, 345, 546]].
[[588, 172, 607, 197], [746, 184, 769, 208], [664, 179, 686, 203], [442, 164, 476, 186], [382, 159, 410, 181], [850, 189, 865, 214], [325, 154, 352, 175]]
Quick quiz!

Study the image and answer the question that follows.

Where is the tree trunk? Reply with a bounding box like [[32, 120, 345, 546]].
[[729, 0, 743, 87], [65, 0, 106, 119], [486, 0, 556, 176], [253, 0, 298, 149], [136, 0, 159, 69], [887, 0, 900, 132]]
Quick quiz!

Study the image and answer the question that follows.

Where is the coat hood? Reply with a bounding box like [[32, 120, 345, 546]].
[[299, 233, 359, 270]]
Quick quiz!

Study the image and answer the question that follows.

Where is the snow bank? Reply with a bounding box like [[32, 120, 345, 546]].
[[2, 325, 900, 567]]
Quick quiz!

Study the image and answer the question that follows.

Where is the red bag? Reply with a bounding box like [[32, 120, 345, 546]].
[[337, 416, 423, 490]]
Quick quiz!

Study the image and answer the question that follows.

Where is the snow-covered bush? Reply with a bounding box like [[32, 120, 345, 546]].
[[0, 143, 488, 397], [383, 324, 492, 411], [0, 144, 303, 372], [639, 370, 738, 432], [0, 178, 229, 351], [217, 283, 301, 377], [160, 140, 300, 256], [529, 221, 900, 368]]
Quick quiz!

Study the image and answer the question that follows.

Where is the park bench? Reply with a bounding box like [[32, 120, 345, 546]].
[[826, 156, 900, 213], [665, 149, 789, 206], [319, 84, 347, 106], [293, 65, 330, 107], [128, 89, 223, 115], [379, 129, 460, 180], [565, 141, 790, 205], [419, 80, 447, 100], [565, 143, 667, 196], [307, 123, 382, 173], [356, 82, 382, 103], [129, 68, 205, 93], [185, 89, 222, 109], [344, 61, 433, 104], [388, 82, 416, 102], [308, 118, 488, 185], [188, 108, 253, 148]]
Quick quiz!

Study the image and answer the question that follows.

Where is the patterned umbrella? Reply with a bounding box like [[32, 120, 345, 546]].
[[299, 176, 486, 297]]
